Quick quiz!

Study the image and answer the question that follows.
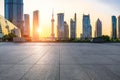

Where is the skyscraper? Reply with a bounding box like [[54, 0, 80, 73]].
[[64, 21, 69, 40], [70, 13, 76, 40], [57, 13, 64, 40], [70, 19, 76, 39], [82, 14, 92, 39], [24, 14, 30, 37], [33, 10, 39, 41], [112, 16, 117, 39], [51, 11, 55, 39], [5, 0, 24, 35], [95, 18, 102, 37], [74, 13, 77, 32], [118, 16, 120, 39], [0, 23, 2, 40]]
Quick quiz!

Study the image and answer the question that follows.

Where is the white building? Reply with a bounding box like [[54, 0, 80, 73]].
[[95, 18, 102, 37]]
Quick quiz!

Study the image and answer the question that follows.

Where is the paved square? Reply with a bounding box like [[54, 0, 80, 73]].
[[0, 43, 120, 80]]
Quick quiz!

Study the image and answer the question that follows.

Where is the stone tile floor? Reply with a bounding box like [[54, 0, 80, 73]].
[[0, 43, 120, 80]]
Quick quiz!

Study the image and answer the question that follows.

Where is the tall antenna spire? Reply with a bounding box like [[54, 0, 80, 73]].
[[52, 9, 54, 19], [51, 9, 55, 40]]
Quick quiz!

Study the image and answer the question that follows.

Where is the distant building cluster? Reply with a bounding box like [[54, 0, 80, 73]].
[[4, 0, 40, 41], [1, 0, 120, 41]]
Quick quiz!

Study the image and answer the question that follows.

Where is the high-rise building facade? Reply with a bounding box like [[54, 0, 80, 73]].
[[70, 19, 76, 39], [112, 16, 117, 39], [74, 13, 77, 35], [64, 21, 69, 40], [82, 14, 92, 39], [24, 14, 30, 37], [33, 10, 39, 41], [95, 18, 102, 37], [57, 13, 64, 40], [118, 16, 120, 39], [70, 13, 76, 40], [5, 0, 24, 34]]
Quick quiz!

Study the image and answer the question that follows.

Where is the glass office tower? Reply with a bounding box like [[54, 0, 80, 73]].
[[118, 16, 120, 39], [82, 14, 92, 39], [5, 0, 24, 35], [112, 16, 117, 39], [57, 13, 64, 40]]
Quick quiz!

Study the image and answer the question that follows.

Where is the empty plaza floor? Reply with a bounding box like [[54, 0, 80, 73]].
[[0, 43, 120, 80]]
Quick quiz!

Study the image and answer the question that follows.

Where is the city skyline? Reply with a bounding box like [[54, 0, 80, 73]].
[[0, 0, 120, 38]]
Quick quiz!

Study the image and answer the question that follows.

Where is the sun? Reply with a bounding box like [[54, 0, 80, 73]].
[[37, 27, 42, 34]]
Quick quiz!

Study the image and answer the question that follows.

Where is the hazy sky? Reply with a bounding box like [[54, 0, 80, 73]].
[[0, 0, 120, 37]]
